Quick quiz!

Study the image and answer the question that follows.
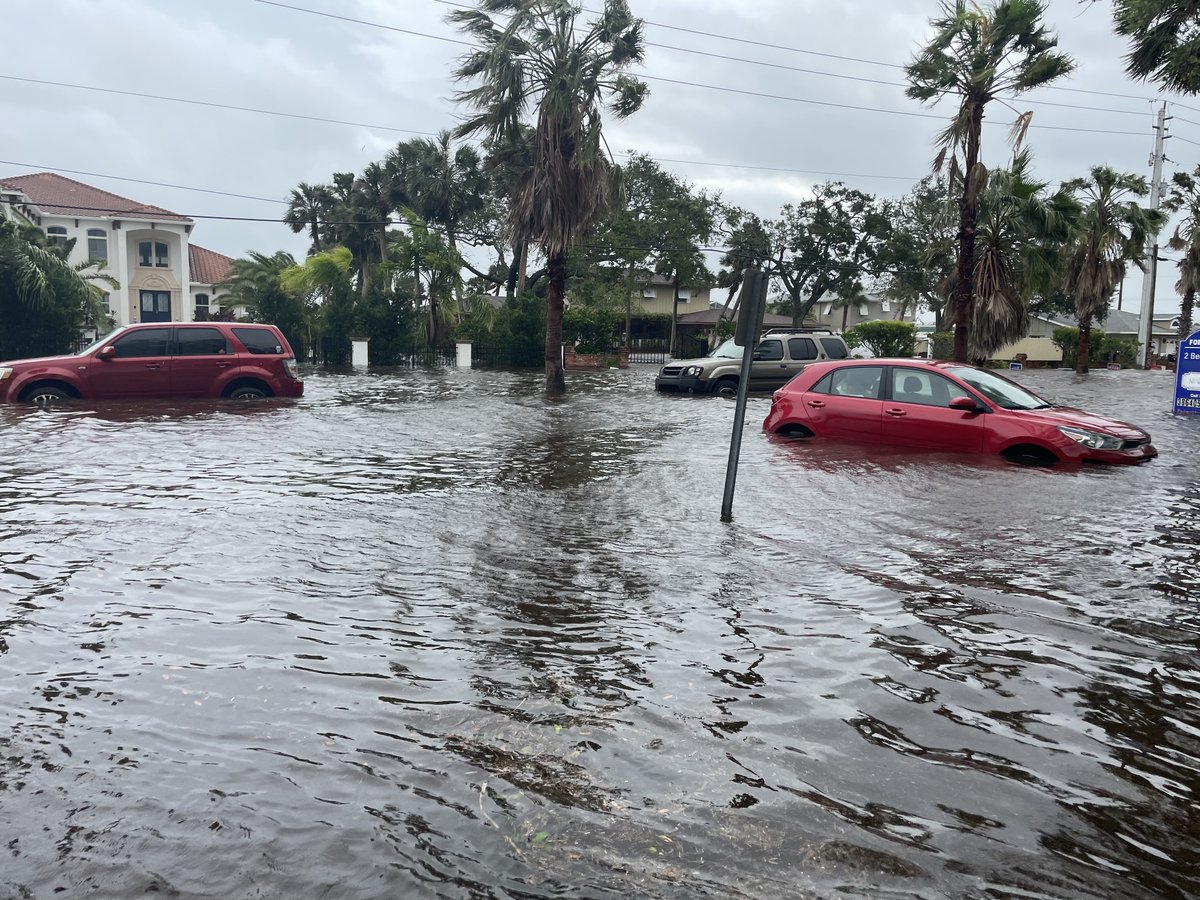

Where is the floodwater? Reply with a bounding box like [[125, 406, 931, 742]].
[[1, 365, 1197, 900]]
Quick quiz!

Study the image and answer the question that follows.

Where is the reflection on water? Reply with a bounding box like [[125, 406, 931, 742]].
[[1, 366, 1198, 898]]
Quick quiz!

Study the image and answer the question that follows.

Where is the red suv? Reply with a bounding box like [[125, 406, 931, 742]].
[[0, 322, 304, 404]]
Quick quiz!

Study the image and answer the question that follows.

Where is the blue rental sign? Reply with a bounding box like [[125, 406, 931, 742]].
[[1176, 329, 1200, 416]]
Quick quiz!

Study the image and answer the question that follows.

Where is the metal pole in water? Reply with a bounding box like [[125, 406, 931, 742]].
[[721, 268, 767, 523]]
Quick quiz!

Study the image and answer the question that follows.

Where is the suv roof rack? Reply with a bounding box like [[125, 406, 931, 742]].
[[762, 327, 836, 335]]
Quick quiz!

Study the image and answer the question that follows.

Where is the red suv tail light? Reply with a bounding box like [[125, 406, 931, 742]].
[[283, 358, 300, 379]]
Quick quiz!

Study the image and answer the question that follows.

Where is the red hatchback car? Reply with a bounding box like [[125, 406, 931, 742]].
[[0, 322, 304, 405], [763, 359, 1157, 465]]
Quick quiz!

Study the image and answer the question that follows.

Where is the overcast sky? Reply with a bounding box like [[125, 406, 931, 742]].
[[2, 0, 1193, 314]]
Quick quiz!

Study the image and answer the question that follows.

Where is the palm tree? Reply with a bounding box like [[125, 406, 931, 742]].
[[281, 247, 356, 366], [397, 131, 488, 259], [1163, 166, 1200, 343], [970, 151, 1077, 360], [387, 210, 464, 345], [1063, 167, 1165, 375], [222, 251, 309, 357], [0, 217, 100, 358], [284, 182, 332, 255], [905, 0, 1074, 363], [450, 0, 648, 393], [1113, 0, 1200, 94]]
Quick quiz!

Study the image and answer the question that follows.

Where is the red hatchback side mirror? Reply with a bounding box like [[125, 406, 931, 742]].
[[949, 395, 982, 412], [96, 345, 116, 360]]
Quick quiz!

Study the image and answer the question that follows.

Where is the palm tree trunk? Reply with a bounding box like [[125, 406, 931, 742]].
[[1076, 314, 1092, 375], [517, 241, 529, 295], [953, 100, 984, 363], [545, 251, 567, 393], [623, 267, 634, 346], [1181, 287, 1195, 341]]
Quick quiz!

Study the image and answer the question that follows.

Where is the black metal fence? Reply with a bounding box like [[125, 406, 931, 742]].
[[626, 339, 671, 365], [471, 340, 544, 370], [390, 342, 457, 368]]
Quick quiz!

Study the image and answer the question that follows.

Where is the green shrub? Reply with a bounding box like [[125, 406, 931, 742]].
[[930, 331, 954, 360], [843, 320, 917, 358]]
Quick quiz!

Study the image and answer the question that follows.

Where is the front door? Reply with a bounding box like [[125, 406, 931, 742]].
[[882, 368, 985, 453], [749, 338, 790, 391], [140, 290, 172, 323], [803, 365, 885, 445], [87, 327, 173, 398]]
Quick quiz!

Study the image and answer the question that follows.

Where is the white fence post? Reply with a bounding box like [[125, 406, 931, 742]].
[[456, 341, 473, 369]]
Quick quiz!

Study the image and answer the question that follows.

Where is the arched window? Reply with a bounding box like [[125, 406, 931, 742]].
[[87, 228, 107, 263], [47, 226, 68, 248]]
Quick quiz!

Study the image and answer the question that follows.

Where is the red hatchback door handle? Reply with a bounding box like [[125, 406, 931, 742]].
[[144, 363, 162, 370], [808, 399, 826, 408], [216, 362, 232, 368], [885, 407, 907, 417]]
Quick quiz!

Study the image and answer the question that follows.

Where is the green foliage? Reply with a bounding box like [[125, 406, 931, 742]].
[[768, 182, 892, 326], [1051, 326, 1135, 369], [0, 217, 98, 359], [1063, 166, 1166, 372], [281, 247, 357, 366], [1100, 337, 1138, 368], [586, 152, 716, 347], [843, 320, 917, 358], [879, 176, 956, 329], [905, 0, 1074, 362], [1114, 0, 1200, 94], [1163, 166, 1200, 340], [464, 290, 546, 368], [358, 283, 419, 366], [222, 250, 309, 358], [450, 0, 648, 391], [931, 331, 954, 360], [564, 303, 621, 353]]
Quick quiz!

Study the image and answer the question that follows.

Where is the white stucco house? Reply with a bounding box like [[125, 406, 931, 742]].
[[0, 172, 236, 330]]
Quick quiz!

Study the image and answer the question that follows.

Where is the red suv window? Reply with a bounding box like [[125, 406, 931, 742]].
[[233, 328, 284, 355], [176, 327, 231, 356], [111, 328, 170, 358]]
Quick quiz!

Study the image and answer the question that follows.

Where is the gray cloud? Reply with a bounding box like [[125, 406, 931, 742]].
[[3, 0, 1189, 312]]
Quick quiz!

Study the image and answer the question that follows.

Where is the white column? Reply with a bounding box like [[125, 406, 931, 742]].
[[456, 341, 473, 369], [113, 224, 130, 326]]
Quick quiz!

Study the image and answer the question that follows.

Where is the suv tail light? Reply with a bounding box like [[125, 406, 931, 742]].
[[283, 358, 300, 379]]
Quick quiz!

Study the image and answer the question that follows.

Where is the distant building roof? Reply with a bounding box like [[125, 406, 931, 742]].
[[1039, 309, 1174, 336], [676, 308, 800, 328], [189, 244, 234, 285], [0, 172, 192, 223]]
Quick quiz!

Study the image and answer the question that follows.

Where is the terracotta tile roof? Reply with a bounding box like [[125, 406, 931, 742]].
[[189, 244, 234, 285], [0, 172, 191, 222]]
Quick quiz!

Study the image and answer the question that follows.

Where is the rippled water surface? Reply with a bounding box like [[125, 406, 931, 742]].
[[1, 365, 1198, 899]]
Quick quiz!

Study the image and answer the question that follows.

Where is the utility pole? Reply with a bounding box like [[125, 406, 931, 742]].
[[1137, 103, 1170, 369]]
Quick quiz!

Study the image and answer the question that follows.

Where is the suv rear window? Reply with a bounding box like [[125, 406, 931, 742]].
[[233, 327, 284, 355], [819, 337, 849, 359], [788, 337, 818, 360], [177, 327, 231, 356]]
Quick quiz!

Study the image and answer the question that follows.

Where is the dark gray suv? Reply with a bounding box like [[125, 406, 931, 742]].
[[654, 329, 851, 397]]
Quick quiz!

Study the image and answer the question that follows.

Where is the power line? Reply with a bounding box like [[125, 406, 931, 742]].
[[0, 160, 287, 205], [270, 0, 1162, 123], [257, 0, 471, 46], [0, 75, 437, 137], [648, 157, 919, 181], [638, 74, 1145, 135]]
